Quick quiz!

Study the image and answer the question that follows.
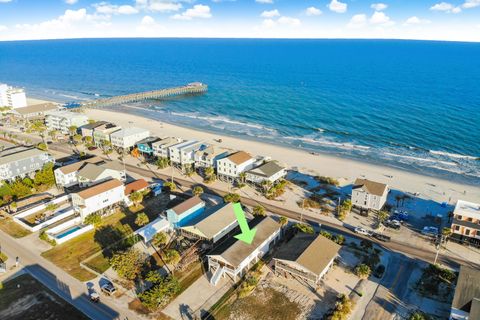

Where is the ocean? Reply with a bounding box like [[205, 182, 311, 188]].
[[0, 38, 479, 185]]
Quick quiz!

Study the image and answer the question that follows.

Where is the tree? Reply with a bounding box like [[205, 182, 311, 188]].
[[261, 180, 272, 196], [10, 180, 32, 199], [408, 311, 430, 320], [164, 249, 181, 265], [34, 162, 55, 186], [223, 193, 240, 203], [84, 136, 93, 145], [135, 212, 149, 227], [68, 125, 78, 136], [338, 199, 352, 221], [163, 181, 176, 192], [155, 157, 170, 169], [152, 232, 168, 248], [84, 213, 102, 227], [253, 205, 266, 217], [138, 275, 180, 310], [204, 166, 214, 178], [294, 223, 314, 234], [354, 264, 371, 279], [37, 142, 48, 151], [278, 216, 288, 227], [73, 134, 83, 144], [239, 172, 246, 184], [192, 186, 204, 197], [376, 210, 389, 225], [110, 249, 144, 281], [129, 191, 143, 208]]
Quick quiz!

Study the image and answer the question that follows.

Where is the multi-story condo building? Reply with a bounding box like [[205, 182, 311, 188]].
[[80, 121, 107, 139], [351, 178, 389, 211], [0, 146, 54, 181], [0, 83, 27, 109], [168, 140, 199, 167], [194, 145, 229, 169], [451, 200, 480, 245], [92, 122, 120, 146], [71, 179, 125, 218], [152, 137, 183, 159], [246, 161, 287, 185], [216, 151, 256, 182], [110, 127, 150, 150], [136, 137, 162, 156], [45, 110, 89, 134]]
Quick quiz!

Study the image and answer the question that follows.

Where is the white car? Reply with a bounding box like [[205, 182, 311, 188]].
[[354, 227, 371, 236]]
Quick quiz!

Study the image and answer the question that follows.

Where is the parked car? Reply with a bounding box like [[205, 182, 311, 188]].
[[421, 226, 439, 236], [101, 283, 116, 296], [384, 219, 401, 230], [373, 265, 385, 278], [392, 211, 409, 222], [89, 290, 100, 303], [87, 146, 98, 151], [354, 227, 371, 236], [372, 232, 391, 242]]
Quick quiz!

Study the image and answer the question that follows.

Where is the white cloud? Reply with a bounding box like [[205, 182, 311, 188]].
[[369, 11, 393, 25], [172, 4, 212, 20], [0, 0, 12, 3], [0, 25, 7, 31], [347, 14, 367, 28], [370, 3, 387, 11], [278, 16, 301, 26], [141, 15, 156, 26], [262, 19, 276, 28], [404, 16, 431, 25], [429, 2, 461, 12], [64, 0, 78, 4], [135, 0, 183, 13], [94, 3, 139, 15], [452, 6, 462, 12], [306, 7, 322, 16], [256, 0, 274, 3], [462, 0, 480, 8], [261, 9, 280, 18], [328, 0, 347, 13]]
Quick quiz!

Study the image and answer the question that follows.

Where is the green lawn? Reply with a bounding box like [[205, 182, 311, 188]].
[[0, 217, 31, 238], [0, 273, 88, 320]]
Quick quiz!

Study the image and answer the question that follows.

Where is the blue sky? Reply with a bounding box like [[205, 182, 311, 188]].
[[0, 0, 479, 41]]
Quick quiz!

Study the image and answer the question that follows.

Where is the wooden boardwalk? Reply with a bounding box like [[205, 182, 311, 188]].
[[79, 82, 207, 108]]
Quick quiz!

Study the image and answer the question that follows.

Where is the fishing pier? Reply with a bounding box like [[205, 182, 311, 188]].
[[79, 82, 207, 109]]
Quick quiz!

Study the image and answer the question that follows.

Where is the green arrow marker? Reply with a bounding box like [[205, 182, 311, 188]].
[[233, 202, 257, 245]]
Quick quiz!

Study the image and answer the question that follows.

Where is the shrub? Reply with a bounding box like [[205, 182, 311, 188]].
[[354, 264, 371, 279], [163, 181, 176, 192], [252, 205, 266, 216], [135, 212, 149, 227], [315, 176, 340, 186], [39, 230, 56, 246], [223, 193, 240, 203], [84, 213, 102, 227], [152, 232, 168, 247], [192, 186, 204, 197], [294, 223, 314, 234], [110, 249, 144, 281]]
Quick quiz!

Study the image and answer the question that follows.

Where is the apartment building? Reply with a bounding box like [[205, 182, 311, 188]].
[[194, 144, 229, 169], [0, 83, 27, 109], [0, 146, 54, 181], [92, 122, 120, 146], [216, 151, 256, 182], [71, 179, 125, 218], [110, 127, 150, 150], [451, 200, 480, 246], [45, 110, 89, 134], [152, 137, 183, 159]]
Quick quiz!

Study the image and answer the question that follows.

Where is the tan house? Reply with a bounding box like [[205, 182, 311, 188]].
[[351, 178, 389, 211], [216, 151, 257, 182]]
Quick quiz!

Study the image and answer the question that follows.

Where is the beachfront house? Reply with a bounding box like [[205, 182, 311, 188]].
[[194, 144, 230, 170], [45, 110, 89, 135], [207, 217, 281, 285], [451, 200, 480, 246], [450, 266, 480, 320], [273, 233, 340, 286], [110, 127, 150, 150], [216, 151, 256, 182], [10, 103, 60, 121], [80, 121, 107, 139], [152, 137, 183, 159], [136, 137, 162, 157], [54, 156, 104, 188], [245, 161, 287, 185], [0, 146, 54, 181], [93, 122, 120, 146], [166, 196, 206, 228], [0, 83, 27, 109], [77, 161, 126, 187], [180, 202, 239, 244], [168, 140, 203, 170], [351, 178, 389, 211], [71, 179, 125, 218]]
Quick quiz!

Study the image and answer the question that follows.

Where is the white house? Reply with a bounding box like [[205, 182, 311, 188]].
[[93, 122, 120, 146], [168, 140, 202, 168], [45, 110, 89, 134], [180, 202, 239, 244], [207, 217, 281, 285], [351, 178, 389, 211], [0, 84, 27, 109], [450, 266, 480, 320], [54, 156, 104, 188], [274, 233, 340, 286], [216, 151, 257, 182], [194, 145, 229, 169], [152, 137, 183, 159], [110, 127, 150, 150], [80, 121, 107, 139], [246, 161, 287, 185], [77, 161, 126, 187], [451, 200, 480, 244], [71, 179, 125, 218], [0, 146, 54, 181]]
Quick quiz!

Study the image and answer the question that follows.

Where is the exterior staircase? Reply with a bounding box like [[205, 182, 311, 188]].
[[210, 266, 224, 286]]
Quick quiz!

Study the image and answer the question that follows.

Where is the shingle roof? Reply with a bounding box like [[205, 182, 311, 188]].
[[14, 103, 58, 116], [75, 179, 124, 200], [452, 266, 480, 313], [180, 203, 238, 240], [353, 178, 388, 197], [110, 127, 149, 138], [78, 163, 106, 181], [0, 147, 50, 166], [151, 137, 182, 148], [169, 196, 204, 215], [227, 151, 252, 165], [81, 121, 107, 130], [274, 233, 340, 276], [124, 179, 149, 196], [57, 156, 103, 175], [248, 161, 286, 178], [209, 217, 280, 268]]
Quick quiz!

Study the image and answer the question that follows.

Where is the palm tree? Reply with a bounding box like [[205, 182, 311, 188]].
[[135, 212, 149, 227], [192, 186, 204, 197], [442, 227, 452, 243], [261, 180, 272, 196], [253, 205, 266, 216], [279, 216, 288, 228], [376, 210, 389, 225], [204, 166, 214, 177], [129, 191, 143, 209], [68, 125, 78, 137]]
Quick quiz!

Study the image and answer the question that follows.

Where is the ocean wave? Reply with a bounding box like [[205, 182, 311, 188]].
[[284, 136, 371, 151], [429, 150, 478, 160], [384, 152, 457, 166]]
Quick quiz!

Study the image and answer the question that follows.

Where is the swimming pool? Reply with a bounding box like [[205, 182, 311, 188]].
[[56, 226, 81, 239]]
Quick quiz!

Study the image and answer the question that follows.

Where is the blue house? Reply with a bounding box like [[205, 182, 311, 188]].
[[137, 137, 162, 156], [166, 196, 206, 228]]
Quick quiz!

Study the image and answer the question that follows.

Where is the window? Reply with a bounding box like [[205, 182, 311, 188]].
[[456, 215, 462, 220], [454, 225, 460, 231], [465, 229, 470, 236], [467, 217, 473, 222]]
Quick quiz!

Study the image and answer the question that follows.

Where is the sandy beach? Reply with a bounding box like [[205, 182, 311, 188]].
[[80, 107, 480, 205]]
